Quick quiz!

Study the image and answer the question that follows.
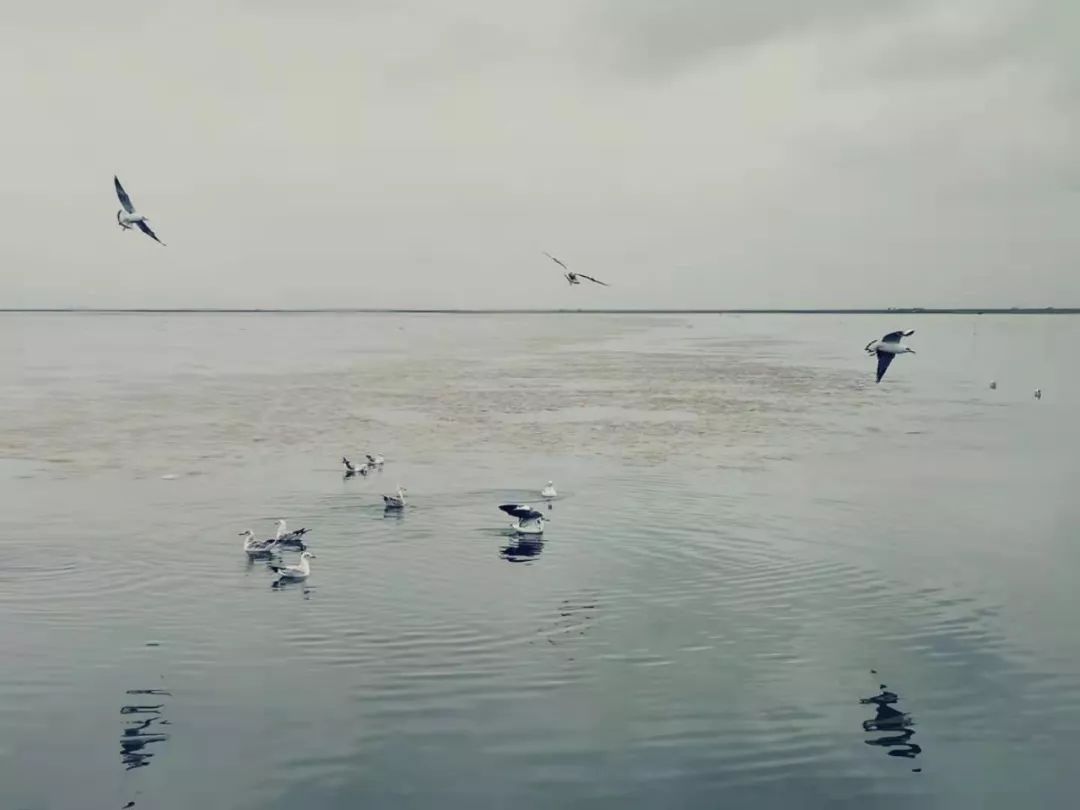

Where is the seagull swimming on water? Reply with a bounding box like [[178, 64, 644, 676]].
[[542, 252, 609, 287], [239, 530, 278, 557], [343, 457, 367, 477], [269, 551, 316, 581], [383, 486, 407, 510], [864, 330, 915, 383], [273, 519, 309, 548], [114, 176, 165, 246]]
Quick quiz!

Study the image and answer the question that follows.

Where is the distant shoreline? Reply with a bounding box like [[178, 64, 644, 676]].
[[1, 308, 1078, 315]]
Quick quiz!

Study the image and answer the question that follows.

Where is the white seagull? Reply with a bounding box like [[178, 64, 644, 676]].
[[239, 529, 278, 557], [343, 456, 368, 476], [864, 330, 916, 383], [273, 519, 309, 548], [499, 503, 545, 535], [541, 481, 557, 499], [269, 551, 316, 581], [542, 252, 609, 287], [114, 176, 166, 246], [383, 486, 407, 509]]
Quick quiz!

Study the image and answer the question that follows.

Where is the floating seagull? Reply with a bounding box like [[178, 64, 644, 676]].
[[499, 503, 545, 535], [541, 481, 557, 499], [114, 176, 166, 246], [383, 486, 407, 510], [366, 453, 385, 467], [269, 551, 316, 581], [542, 252, 609, 287], [864, 330, 915, 383], [989, 380, 997, 390], [239, 530, 278, 557], [1034, 388, 1042, 400], [273, 519, 309, 548], [343, 457, 368, 476]]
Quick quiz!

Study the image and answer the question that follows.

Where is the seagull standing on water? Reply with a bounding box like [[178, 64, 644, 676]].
[[542, 252, 609, 287], [541, 481, 557, 499], [499, 503, 545, 535], [864, 330, 916, 383], [114, 176, 166, 246]]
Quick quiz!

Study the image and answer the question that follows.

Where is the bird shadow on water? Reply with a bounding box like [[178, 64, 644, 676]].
[[860, 672, 922, 772]]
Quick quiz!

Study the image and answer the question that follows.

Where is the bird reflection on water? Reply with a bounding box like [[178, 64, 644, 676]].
[[500, 535, 545, 563], [860, 673, 922, 770], [120, 689, 171, 772]]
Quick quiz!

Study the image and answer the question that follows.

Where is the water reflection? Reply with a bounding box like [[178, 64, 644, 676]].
[[120, 689, 171, 772], [500, 535, 545, 562], [860, 674, 921, 769]]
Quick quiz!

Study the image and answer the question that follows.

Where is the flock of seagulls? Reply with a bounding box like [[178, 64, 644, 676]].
[[245, 451, 561, 583], [109, 176, 1043, 393]]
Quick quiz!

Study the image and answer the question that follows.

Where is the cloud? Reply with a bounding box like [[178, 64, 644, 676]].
[[1, 0, 1078, 307]]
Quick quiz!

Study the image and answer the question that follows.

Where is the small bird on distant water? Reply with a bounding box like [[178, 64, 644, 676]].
[[541, 481, 557, 499], [542, 252, 609, 287], [114, 176, 165, 245], [1034, 388, 1042, 400], [989, 380, 997, 390], [864, 330, 916, 383]]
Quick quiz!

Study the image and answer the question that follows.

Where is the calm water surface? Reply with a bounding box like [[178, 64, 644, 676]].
[[2, 313, 1078, 809]]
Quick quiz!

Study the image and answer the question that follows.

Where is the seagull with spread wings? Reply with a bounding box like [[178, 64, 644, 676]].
[[864, 330, 915, 383], [542, 252, 608, 287], [114, 176, 166, 246]]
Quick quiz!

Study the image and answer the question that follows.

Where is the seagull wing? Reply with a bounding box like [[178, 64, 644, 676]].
[[875, 351, 895, 383], [578, 273, 609, 286], [136, 220, 166, 246], [542, 252, 569, 271], [881, 330, 912, 343], [498, 503, 529, 516], [114, 176, 135, 213]]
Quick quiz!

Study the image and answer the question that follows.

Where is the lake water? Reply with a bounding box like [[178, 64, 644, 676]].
[[2, 312, 1078, 809]]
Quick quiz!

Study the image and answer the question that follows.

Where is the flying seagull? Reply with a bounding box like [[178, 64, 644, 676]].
[[542, 252, 609, 287], [864, 330, 915, 383], [114, 176, 166, 245]]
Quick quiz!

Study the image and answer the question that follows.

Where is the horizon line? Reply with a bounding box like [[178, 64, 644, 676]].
[[1, 307, 1078, 315]]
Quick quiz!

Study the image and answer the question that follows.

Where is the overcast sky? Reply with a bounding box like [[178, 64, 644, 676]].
[[3, 0, 1078, 308]]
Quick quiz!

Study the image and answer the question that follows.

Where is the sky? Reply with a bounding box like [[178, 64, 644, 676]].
[[2, 0, 1078, 308]]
